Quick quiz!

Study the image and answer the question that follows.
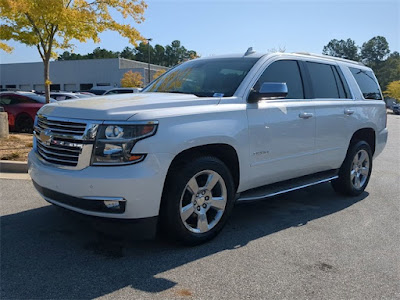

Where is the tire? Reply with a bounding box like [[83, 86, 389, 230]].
[[160, 156, 235, 245], [15, 114, 33, 133], [331, 140, 373, 196]]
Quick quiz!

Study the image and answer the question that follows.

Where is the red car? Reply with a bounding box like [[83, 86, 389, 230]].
[[0, 92, 48, 132]]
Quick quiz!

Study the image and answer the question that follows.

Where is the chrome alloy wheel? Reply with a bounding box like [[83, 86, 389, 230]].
[[351, 149, 370, 189], [179, 170, 227, 234]]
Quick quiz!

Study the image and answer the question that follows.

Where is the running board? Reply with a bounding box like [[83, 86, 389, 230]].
[[237, 170, 339, 201]]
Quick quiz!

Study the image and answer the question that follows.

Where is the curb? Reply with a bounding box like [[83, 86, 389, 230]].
[[0, 160, 28, 173]]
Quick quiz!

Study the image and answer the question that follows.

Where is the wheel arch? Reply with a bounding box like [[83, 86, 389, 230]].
[[349, 127, 376, 155], [14, 112, 33, 132], [166, 143, 240, 192], [15, 112, 33, 123]]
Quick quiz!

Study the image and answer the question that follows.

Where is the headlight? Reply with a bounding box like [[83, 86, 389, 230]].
[[91, 122, 157, 166]]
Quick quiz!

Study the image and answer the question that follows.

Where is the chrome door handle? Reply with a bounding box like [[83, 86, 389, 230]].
[[299, 112, 314, 119], [344, 109, 355, 115]]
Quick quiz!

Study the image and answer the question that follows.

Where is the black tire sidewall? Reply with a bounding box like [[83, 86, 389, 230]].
[[161, 156, 235, 245], [335, 141, 373, 196], [15, 115, 33, 133]]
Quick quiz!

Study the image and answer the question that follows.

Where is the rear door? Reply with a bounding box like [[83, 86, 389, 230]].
[[303, 61, 354, 171], [246, 59, 317, 187]]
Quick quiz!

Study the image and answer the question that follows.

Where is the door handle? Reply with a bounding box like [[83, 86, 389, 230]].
[[344, 109, 355, 115], [299, 112, 314, 119]]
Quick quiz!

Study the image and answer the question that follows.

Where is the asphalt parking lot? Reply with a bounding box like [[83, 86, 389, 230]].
[[1, 114, 399, 299]]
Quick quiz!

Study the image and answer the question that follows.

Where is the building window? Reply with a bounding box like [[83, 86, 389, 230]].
[[5, 84, 16, 89], [50, 84, 61, 91], [96, 83, 111, 86], [80, 83, 93, 91]]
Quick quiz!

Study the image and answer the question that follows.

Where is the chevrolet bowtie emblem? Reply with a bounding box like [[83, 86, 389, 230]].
[[40, 129, 52, 144]]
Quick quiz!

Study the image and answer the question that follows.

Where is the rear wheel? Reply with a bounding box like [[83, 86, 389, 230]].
[[331, 141, 372, 196], [15, 114, 33, 133], [160, 156, 235, 245]]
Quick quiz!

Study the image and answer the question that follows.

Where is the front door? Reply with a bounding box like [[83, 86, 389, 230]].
[[246, 60, 316, 188]]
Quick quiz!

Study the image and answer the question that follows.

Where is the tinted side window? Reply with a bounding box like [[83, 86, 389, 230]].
[[0, 95, 26, 105], [306, 62, 339, 98], [17, 96, 36, 104], [0, 96, 13, 105], [349, 68, 382, 100], [55, 96, 67, 100], [254, 60, 304, 99], [335, 66, 351, 98], [332, 67, 347, 98]]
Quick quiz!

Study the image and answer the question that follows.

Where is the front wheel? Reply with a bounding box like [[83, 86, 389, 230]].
[[15, 115, 33, 133], [160, 156, 235, 245], [331, 141, 372, 196]]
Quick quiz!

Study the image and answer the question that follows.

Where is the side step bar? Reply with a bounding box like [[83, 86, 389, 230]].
[[237, 170, 339, 202]]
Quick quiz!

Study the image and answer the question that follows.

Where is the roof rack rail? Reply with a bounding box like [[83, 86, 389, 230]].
[[293, 52, 365, 66]]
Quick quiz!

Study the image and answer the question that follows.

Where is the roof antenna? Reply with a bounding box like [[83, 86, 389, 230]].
[[244, 47, 256, 56]]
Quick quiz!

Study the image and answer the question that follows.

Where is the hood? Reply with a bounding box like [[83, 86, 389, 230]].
[[38, 92, 220, 121]]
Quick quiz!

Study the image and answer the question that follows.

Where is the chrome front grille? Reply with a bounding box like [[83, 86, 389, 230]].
[[36, 138, 82, 166], [34, 115, 100, 169], [37, 117, 87, 136]]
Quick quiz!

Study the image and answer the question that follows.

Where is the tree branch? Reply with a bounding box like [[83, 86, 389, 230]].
[[25, 13, 47, 54], [36, 44, 45, 61]]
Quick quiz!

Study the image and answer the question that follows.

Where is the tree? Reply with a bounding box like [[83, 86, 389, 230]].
[[58, 51, 83, 60], [120, 47, 136, 60], [55, 40, 198, 67], [361, 36, 390, 65], [121, 71, 143, 87], [384, 81, 400, 101], [87, 47, 119, 59], [153, 44, 166, 66], [373, 52, 400, 91], [0, 0, 146, 102], [322, 38, 359, 61], [152, 69, 166, 80]]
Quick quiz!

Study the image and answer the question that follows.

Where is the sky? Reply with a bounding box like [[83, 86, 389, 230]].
[[0, 0, 399, 64]]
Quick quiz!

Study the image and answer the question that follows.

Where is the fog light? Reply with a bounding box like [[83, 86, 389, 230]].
[[103, 200, 120, 209]]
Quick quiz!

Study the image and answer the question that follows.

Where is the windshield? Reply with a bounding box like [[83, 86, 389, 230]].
[[143, 57, 259, 97], [25, 93, 47, 103]]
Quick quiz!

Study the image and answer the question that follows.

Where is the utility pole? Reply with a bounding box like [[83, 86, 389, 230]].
[[146, 38, 152, 84]]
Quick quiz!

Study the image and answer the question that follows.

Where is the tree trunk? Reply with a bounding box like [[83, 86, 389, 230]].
[[43, 57, 50, 103]]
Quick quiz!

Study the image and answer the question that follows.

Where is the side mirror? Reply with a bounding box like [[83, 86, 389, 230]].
[[248, 82, 288, 103]]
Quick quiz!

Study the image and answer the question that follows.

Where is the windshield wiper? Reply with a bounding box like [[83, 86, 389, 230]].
[[154, 90, 202, 97], [163, 90, 191, 94]]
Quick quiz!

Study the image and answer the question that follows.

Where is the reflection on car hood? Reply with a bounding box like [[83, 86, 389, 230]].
[[38, 92, 220, 121]]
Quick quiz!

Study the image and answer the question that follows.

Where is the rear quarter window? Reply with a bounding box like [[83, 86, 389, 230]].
[[349, 67, 382, 100]]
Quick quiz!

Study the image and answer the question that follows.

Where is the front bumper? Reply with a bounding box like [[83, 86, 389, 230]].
[[28, 150, 174, 219]]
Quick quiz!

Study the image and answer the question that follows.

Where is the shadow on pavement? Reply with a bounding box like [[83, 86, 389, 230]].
[[1, 183, 367, 299]]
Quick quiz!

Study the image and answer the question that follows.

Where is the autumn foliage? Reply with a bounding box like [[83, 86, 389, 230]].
[[384, 80, 400, 101], [0, 0, 146, 102], [121, 71, 143, 88], [152, 69, 166, 80]]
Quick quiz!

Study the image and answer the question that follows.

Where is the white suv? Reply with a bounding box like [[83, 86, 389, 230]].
[[28, 50, 388, 245]]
